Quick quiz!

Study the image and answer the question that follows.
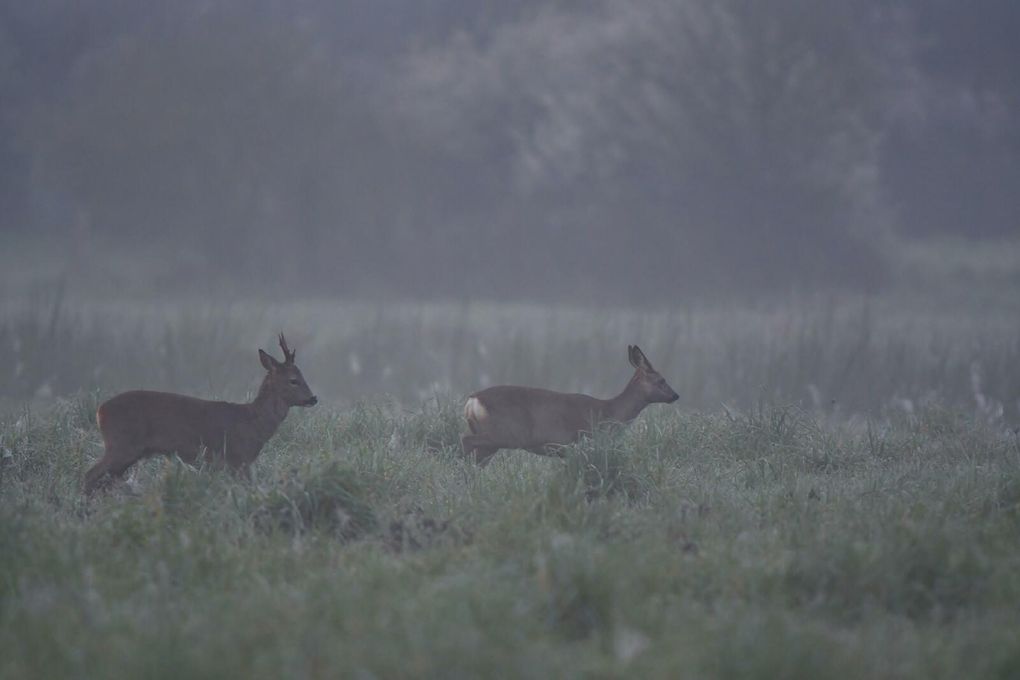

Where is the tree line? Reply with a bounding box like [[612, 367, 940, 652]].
[[1, 0, 1016, 300]]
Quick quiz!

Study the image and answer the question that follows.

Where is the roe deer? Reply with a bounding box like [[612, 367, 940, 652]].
[[461, 345, 678, 464], [84, 334, 317, 495]]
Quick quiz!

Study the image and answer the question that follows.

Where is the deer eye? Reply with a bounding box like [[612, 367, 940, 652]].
[[289, 379, 300, 386]]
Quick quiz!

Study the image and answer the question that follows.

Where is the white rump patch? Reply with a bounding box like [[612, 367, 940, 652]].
[[464, 397, 488, 423]]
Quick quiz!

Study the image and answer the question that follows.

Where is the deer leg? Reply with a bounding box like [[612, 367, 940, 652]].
[[83, 457, 112, 495], [461, 434, 501, 466], [85, 433, 143, 496], [220, 445, 256, 482], [233, 463, 254, 483], [84, 448, 137, 496], [473, 446, 501, 466]]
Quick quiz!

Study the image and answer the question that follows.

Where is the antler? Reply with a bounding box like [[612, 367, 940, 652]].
[[278, 333, 296, 363]]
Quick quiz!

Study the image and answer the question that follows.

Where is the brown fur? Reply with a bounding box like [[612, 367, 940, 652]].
[[461, 345, 678, 465], [84, 334, 316, 495]]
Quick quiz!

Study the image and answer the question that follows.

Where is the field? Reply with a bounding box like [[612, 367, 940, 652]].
[[2, 246, 1020, 678], [3, 394, 1020, 678]]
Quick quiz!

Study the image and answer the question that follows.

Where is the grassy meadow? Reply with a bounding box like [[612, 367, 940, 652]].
[[2, 396, 1020, 678], [2, 242, 1020, 678]]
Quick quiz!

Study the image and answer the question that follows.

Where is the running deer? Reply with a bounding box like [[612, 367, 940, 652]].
[[461, 345, 678, 464], [84, 334, 317, 495]]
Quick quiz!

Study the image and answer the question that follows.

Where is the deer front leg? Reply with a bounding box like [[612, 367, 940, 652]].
[[221, 433, 263, 478], [223, 446, 257, 482]]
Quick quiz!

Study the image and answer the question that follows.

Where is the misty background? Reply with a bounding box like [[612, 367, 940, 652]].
[[0, 1, 1018, 422], [0, 0, 1017, 300]]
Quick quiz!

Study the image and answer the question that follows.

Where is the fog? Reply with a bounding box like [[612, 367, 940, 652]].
[[0, 1, 1016, 302], [4, 6, 1020, 671]]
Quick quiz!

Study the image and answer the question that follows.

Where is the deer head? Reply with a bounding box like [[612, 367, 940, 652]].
[[628, 345, 679, 404], [258, 334, 318, 407]]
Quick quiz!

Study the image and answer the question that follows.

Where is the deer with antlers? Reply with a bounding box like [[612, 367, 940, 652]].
[[84, 334, 317, 495]]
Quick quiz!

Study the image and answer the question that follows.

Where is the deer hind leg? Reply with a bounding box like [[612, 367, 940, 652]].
[[83, 457, 112, 495], [84, 453, 132, 495], [84, 440, 140, 496], [473, 446, 500, 466], [231, 462, 254, 483], [460, 434, 501, 466]]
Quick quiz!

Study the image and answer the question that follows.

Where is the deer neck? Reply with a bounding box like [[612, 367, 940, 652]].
[[250, 378, 290, 441], [603, 372, 649, 424]]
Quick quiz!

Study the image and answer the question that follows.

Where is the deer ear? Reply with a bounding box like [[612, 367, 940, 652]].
[[259, 349, 280, 372], [629, 345, 652, 371]]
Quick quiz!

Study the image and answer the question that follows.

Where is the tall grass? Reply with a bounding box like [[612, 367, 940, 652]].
[[2, 290, 1018, 424], [3, 245, 1019, 676], [1, 395, 1019, 678]]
